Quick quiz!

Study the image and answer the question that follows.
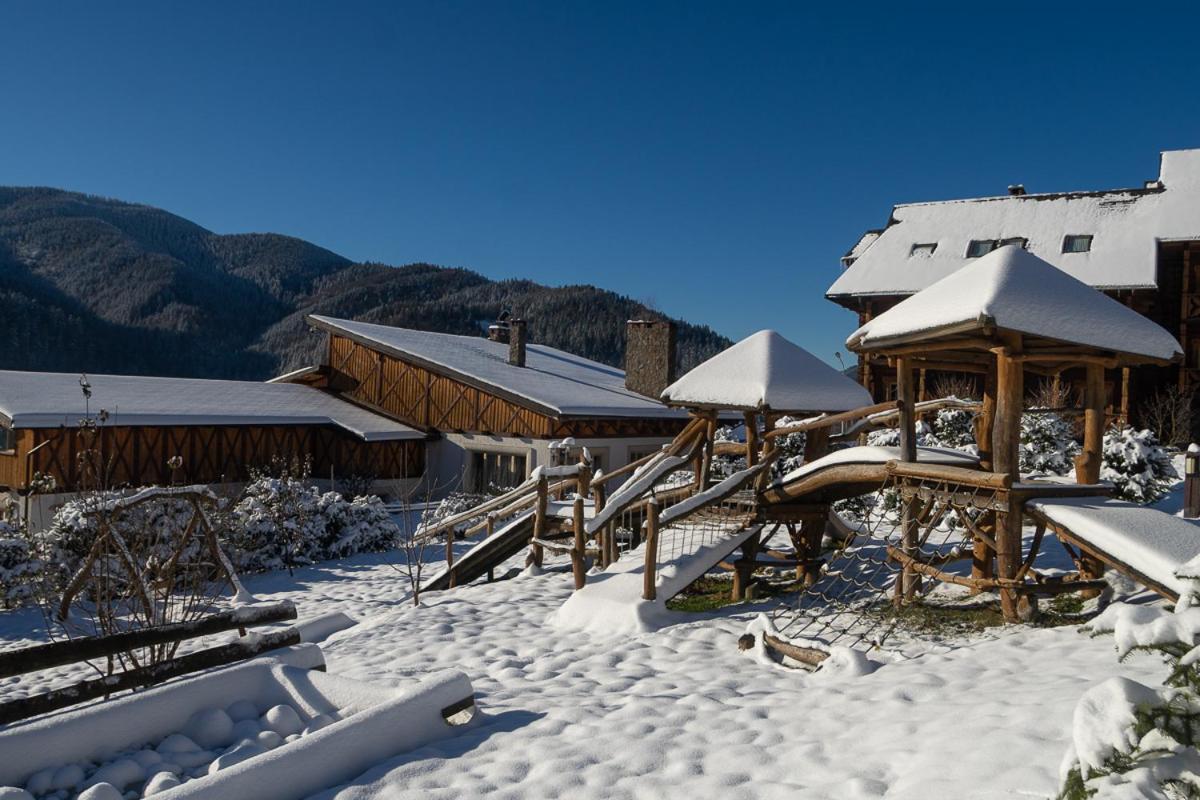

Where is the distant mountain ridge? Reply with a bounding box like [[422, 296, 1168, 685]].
[[0, 187, 731, 382]]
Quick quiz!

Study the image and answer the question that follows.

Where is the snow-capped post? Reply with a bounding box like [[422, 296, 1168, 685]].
[[992, 333, 1025, 621], [572, 496, 586, 590], [642, 498, 660, 601], [1185, 444, 1200, 519]]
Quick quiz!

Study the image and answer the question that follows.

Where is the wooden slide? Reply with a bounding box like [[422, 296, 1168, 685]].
[[422, 510, 537, 592]]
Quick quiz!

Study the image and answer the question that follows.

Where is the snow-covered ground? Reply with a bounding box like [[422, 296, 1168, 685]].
[[0, 521, 1178, 799]]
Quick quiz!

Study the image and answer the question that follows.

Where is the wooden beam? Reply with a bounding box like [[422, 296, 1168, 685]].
[[896, 356, 917, 463]]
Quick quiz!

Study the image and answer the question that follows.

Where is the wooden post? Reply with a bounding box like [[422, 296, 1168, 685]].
[[972, 365, 998, 583], [1185, 446, 1200, 519], [572, 497, 586, 590], [445, 525, 456, 588], [732, 530, 762, 600], [895, 356, 917, 463], [1075, 362, 1107, 596], [744, 411, 759, 467], [798, 513, 826, 586], [642, 500, 660, 601], [577, 460, 592, 498], [804, 426, 830, 463], [992, 337, 1024, 622], [899, 494, 919, 603], [531, 474, 547, 567]]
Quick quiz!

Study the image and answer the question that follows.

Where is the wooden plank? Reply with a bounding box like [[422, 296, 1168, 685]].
[[0, 601, 296, 680]]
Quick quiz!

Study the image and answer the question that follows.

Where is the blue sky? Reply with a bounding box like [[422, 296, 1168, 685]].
[[2, 1, 1199, 365]]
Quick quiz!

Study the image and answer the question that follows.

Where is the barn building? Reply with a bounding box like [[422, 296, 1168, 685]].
[[290, 315, 691, 493], [0, 371, 426, 524], [828, 147, 1200, 426]]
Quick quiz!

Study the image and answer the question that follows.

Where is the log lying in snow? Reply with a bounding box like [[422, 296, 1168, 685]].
[[753, 633, 830, 668]]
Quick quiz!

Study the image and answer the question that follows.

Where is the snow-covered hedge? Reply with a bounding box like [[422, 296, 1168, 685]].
[[1101, 426, 1177, 504], [228, 476, 398, 572], [1058, 604, 1200, 799], [0, 522, 37, 609]]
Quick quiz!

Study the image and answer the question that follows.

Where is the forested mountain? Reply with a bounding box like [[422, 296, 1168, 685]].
[[0, 187, 730, 380]]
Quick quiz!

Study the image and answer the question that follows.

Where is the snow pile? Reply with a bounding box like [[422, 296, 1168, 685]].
[[1059, 603, 1200, 798], [1101, 426, 1178, 503]]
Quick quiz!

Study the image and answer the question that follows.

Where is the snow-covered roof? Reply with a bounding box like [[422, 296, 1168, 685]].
[[829, 149, 1200, 298], [846, 246, 1183, 363], [309, 315, 684, 419], [0, 371, 424, 441], [660, 330, 872, 413]]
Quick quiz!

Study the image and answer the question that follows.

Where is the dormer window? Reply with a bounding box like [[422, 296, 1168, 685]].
[[1063, 234, 1093, 253], [966, 239, 997, 258], [967, 238, 1028, 258], [909, 242, 938, 257]]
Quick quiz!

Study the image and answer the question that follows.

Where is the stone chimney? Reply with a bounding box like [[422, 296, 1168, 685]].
[[624, 320, 676, 399], [487, 322, 509, 344], [508, 319, 527, 367]]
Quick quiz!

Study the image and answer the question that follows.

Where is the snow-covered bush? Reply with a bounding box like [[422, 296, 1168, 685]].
[[1058, 604, 1200, 799], [0, 522, 37, 608], [933, 407, 977, 450], [1020, 412, 1080, 476], [771, 415, 808, 477], [1101, 426, 1177, 504], [228, 475, 399, 572], [419, 492, 489, 533]]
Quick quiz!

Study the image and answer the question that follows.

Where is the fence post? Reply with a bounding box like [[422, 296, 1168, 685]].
[[643, 499, 660, 601], [1186, 444, 1200, 520], [572, 497, 587, 590], [445, 525, 456, 588], [532, 474, 548, 567], [577, 460, 592, 498]]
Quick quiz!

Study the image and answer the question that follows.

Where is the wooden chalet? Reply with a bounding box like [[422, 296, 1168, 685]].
[[294, 315, 691, 493], [828, 147, 1200, 427], [0, 371, 426, 513]]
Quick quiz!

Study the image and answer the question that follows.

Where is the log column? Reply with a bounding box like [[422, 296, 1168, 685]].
[[1074, 363, 1107, 595], [798, 427, 831, 585], [972, 365, 998, 583], [744, 411, 759, 467], [992, 337, 1024, 622], [896, 357, 919, 602]]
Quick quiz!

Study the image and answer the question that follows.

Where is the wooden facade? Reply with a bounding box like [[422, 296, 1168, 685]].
[[839, 243, 1198, 428], [327, 333, 686, 440], [0, 423, 424, 494]]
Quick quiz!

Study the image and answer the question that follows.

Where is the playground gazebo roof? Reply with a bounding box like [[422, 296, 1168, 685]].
[[845, 246, 1183, 367], [660, 330, 872, 413]]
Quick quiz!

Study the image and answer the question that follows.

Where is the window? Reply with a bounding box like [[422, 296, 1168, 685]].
[[468, 451, 527, 493], [1063, 234, 1093, 253], [967, 238, 1027, 257], [966, 239, 997, 258], [909, 242, 938, 257], [0, 427, 12, 452]]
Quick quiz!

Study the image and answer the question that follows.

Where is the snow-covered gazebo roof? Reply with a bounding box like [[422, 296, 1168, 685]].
[[846, 246, 1182, 365], [660, 330, 872, 413]]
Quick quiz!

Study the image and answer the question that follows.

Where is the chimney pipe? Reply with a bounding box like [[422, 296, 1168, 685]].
[[1007, 184, 1026, 196], [624, 320, 676, 399], [487, 323, 509, 344], [508, 319, 527, 367]]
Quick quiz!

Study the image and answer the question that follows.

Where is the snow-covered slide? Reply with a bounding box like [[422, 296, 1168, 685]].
[[423, 510, 537, 592], [762, 444, 981, 506], [1026, 497, 1200, 600], [555, 465, 765, 636]]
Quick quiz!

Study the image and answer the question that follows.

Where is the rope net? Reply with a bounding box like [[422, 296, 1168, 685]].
[[768, 471, 1005, 653]]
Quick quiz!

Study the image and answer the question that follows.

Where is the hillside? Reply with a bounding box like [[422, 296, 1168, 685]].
[[0, 187, 730, 380]]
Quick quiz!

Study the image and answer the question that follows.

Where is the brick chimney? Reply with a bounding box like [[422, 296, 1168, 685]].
[[624, 320, 676, 399], [508, 319, 527, 367]]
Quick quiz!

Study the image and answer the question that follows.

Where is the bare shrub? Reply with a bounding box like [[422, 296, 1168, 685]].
[[1139, 384, 1196, 449], [930, 373, 980, 401], [1028, 377, 1079, 411]]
